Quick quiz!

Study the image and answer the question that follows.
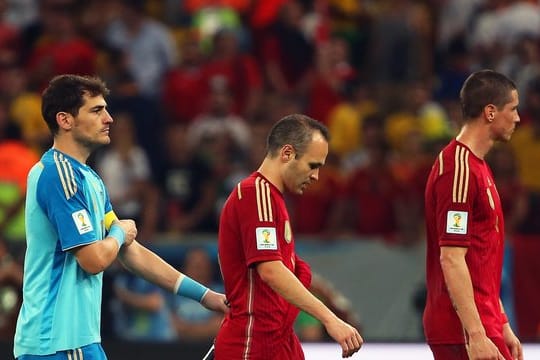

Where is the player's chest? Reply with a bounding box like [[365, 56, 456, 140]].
[[475, 172, 501, 214], [472, 171, 504, 235]]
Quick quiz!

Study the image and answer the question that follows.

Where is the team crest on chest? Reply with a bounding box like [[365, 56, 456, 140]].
[[284, 220, 292, 243]]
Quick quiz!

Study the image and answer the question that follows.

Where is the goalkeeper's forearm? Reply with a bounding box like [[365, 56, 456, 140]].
[[119, 240, 179, 292], [119, 240, 208, 302]]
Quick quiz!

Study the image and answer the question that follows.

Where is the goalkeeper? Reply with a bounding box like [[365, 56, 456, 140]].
[[13, 74, 229, 360]]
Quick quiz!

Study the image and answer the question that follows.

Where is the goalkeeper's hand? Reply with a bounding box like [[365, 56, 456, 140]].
[[201, 290, 230, 314]]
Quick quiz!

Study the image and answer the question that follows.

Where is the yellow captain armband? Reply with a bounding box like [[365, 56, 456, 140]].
[[104, 211, 119, 231]]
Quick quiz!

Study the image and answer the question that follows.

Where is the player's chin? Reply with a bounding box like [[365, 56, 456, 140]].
[[501, 132, 513, 142]]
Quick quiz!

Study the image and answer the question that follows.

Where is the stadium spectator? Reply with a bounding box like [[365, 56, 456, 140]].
[[389, 128, 432, 246], [306, 35, 356, 125], [0, 239, 22, 341], [25, 0, 97, 91], [369, 0, 433, 85], [288, 151, 345, 237], [341, 113, 406, 243], [384, 81, 451, 154], [170, 247, 224, 341], [0, 101, 39, 258], [111, 268, 177, 342], [161, 30, 207, 124], [104, 0, 177, 98], [326, 80, 378, 159], [0, 0, 20, 66], [202, 28, 263, 118], [186, 82, 251, 156], [94, 43, 166, 178], [261, 0, 315, 97], [157, 123, 218, 234], [0, 63, 51, 155], [486, 143, 528, 330], [94, 112, 159, 243], [508, 75, 540, 340], [341, 112, 386, 173], [296, 273, 361, 343]]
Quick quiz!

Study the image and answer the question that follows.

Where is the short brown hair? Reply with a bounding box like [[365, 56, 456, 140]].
[[460, 70, 516, 121], [41, 74, 109, 134], [266, 114, 329, 158]]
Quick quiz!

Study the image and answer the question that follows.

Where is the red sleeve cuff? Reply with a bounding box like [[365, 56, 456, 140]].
[[439, 239, 470, 247], [246, 254, 282, 267]]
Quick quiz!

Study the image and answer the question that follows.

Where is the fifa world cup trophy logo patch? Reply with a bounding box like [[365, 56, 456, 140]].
[[262, 229, 271, 243], [72, 209, 93, 235], [453, 213, 462, 228], [446, 210, 468, 234]]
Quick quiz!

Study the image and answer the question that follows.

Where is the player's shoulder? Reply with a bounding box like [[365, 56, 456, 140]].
[[38, 149, 83, 198], [429, 140, 483, 198], [232, 172, 274, 201], [436, 140, 477, 174]]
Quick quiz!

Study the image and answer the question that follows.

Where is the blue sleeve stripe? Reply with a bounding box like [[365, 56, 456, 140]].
[[53, 152, 77, 199]]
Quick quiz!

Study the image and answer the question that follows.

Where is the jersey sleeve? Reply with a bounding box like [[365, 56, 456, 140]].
[[294, 254, 312, 288], [237, 181, 283, 267], [434, 160, 478, 247], [37, 165, 100, 251]]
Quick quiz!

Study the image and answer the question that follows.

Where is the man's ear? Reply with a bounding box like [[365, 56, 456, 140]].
[[484, 104, 496, 122], [281, 144, 295, 161], [57, 112, 72, 130]]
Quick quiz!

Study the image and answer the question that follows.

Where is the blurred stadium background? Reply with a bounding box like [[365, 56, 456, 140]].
[[2, 0, 540, 358]]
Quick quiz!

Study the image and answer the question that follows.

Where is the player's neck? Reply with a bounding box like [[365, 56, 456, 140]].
[[52, 137, 91, 164], [456, 122, 494, 160], [257, 158, 284, 193]]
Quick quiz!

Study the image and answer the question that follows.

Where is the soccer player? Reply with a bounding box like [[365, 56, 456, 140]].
[[215, 114, 363, 359], [13, 74, 229, 359], [423, 70, 523, 360]]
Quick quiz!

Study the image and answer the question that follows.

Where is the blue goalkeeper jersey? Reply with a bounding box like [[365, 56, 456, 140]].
[[14, 148, 114, 357]]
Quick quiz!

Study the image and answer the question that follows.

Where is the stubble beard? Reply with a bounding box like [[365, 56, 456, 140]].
[[76, 133, 110, 153]]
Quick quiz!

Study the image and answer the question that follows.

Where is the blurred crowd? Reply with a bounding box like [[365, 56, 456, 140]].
[[1, 0, 540, 344]]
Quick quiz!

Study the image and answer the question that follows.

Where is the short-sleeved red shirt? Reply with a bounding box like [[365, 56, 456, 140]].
[[216, 172, 306, 359], [423, 140, 506, 344]]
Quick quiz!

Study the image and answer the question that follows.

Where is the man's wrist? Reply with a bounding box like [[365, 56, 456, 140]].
[[108, 224, 125, 248], [467, 328, 487, 340], [174, 274, 209, 302]]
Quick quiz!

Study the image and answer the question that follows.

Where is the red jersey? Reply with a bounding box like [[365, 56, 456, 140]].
[[216, 172, 311, 359], [423, 140, 506, 344]]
